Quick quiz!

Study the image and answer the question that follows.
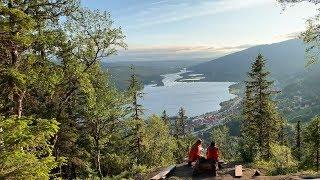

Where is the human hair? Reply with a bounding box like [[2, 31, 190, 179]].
[[195, 139, 202, 145], [210, 141, 216, 147]]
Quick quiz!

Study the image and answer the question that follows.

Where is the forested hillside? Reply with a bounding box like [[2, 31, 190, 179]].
[[0, 1, 195, 179], [104, 60, 205, 89], [278, 67, 320, 122], [186, 39, 306, 83], [1, 0, 320, 179], [185, 38, 320, 123]]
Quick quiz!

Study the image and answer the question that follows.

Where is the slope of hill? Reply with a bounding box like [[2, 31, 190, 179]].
[[277, 66, 320, 122], [185, 39, 306, 84], [103, 60, 206, 89], [184, 38, 320, 125]]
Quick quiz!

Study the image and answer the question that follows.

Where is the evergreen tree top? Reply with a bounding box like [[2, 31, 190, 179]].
[[127, 66, 143, 93]]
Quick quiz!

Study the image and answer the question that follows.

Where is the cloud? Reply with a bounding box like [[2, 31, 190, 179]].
[[108, 32, 300, 62], [118, 0, 271, 29], [108, 43, 255, 62], [274, 31, 301, 40]]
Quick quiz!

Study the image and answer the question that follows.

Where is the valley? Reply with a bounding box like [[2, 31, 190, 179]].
[[3, 1, 320, 179], [105, 39, 320, 141]]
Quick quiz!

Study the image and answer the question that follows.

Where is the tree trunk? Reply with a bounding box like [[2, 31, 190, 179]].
[[94, 120, 103, 179], [258, 79, 264, 158], [16, 91, 25, 118], [316, 123, 320, 171], [136, 124, 141, 164], [296, 121, 301, 161], [316, 148, 319, 172], [96, 145, 103, 179], [134, 93, 139, 120], [0, 127, 3, 152], [11, 49, 19, 66]]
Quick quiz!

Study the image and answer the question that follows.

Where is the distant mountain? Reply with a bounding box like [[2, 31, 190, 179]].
[[187, 38, 320, 123], [103, 60, 206, 89], [186, 39, 306, 84]]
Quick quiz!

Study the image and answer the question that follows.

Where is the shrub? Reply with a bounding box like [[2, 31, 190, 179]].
[[254, 143, 297, 175], [0, 116, 59, 179]]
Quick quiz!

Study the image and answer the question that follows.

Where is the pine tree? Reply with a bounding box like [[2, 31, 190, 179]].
[[176, 107, 187, 138], [240, 84, 259, 162], [278, 117, 288, 146], [304, 116, 320, 171], [172, 107, 192, 163], [0, 0, 79, 118], [212, 126, 238, 162], [161, 110, 169, 125], [51, 8, 126, 178], [0, 1, 36, 117], [142, 115, 176, 167], [127, 67, 144, 164], [294, 120, 302, 161], [0, 116, 59, 179], [241, 54, 282, 160], [82, 70, 126, 179], [1, 2, 127, 178]]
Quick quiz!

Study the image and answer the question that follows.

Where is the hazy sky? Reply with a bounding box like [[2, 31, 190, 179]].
[[81, 0, 319, 61]]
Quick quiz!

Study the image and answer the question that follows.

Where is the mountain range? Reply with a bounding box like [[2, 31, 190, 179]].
[[186, 39, 320, 123], [105, 39, 320, 122], [103, 60, 206, 89], [185, 39, 308, 84]]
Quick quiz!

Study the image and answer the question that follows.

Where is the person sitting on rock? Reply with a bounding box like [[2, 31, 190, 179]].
[[206, 141, 219, 176], [188, 139, 203, 166]]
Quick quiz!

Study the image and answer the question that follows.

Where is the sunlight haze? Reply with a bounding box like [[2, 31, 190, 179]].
[[82, 0, 319, 61]]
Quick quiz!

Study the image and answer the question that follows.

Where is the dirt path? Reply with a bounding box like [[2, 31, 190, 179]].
[[167, 163, 302, 180]]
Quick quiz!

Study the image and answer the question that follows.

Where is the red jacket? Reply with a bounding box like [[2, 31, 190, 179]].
[[188, 144, 202, 162], [206, 146, 219, 161]]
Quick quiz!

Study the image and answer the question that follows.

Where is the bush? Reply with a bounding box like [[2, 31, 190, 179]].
[[142, 115, 176, 167], [239, 136, 258, 163], [212, 125, 239, 162], [254, 143, 298, 175], [0, 116, 59, 179], [104, 164, 148, 180]]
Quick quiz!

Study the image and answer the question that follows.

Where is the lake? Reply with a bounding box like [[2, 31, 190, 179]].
[[140, 69, 236, 117]]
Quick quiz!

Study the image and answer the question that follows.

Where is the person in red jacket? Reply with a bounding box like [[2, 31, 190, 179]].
[[188, 139, 202, 166], [206, 141, 219, 161], [206, 141, 219, 176]]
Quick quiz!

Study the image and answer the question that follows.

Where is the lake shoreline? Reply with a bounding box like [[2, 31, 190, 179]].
[[141, 69, 237, 117]]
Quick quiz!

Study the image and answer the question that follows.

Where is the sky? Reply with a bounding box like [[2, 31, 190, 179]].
[[81, 0, 319, 61]]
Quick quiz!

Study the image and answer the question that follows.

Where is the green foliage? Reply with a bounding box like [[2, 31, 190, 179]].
[[303, 116, 320, 171], [108, 164, 148, 180], [175, 107, 187, 138], [127, 66, 144, 121], [254, 143, 297, 175], [172, 108, 194, 163], [0, 0, 176, 178], [101, 153, 135, 177], [161, 110, 169, 125], [0, 1, 130, 178], [123, 68, 145, 167], [241, 54, 283, 160], [212, 125, 239, 162], [142, 115, 176, 167], [173, 135, 196, 163], [279, 0, 320, 66], [239, 133, 258, 163], [293, 121, 303, 161], [0, 116, 59, 179]]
